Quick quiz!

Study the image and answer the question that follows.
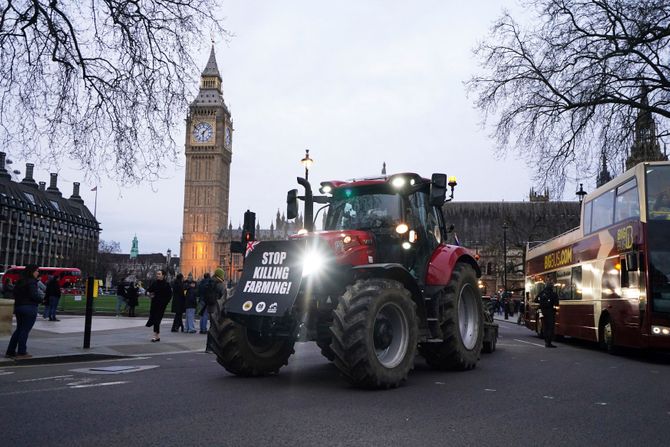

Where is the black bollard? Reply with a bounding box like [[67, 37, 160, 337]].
[[83, 276, 94, 349]]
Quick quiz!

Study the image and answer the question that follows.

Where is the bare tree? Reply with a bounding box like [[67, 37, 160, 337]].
[[0, 1, 224, 183], [468, 0, 670, 192], [99, 239, 121, 254]]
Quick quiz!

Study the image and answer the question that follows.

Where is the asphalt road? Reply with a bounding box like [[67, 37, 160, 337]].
[[2, 322, 669, 446]]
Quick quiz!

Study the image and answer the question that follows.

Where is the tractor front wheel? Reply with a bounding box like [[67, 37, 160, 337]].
[[330, 279, 418, 389], [209, 297, 295, 376]]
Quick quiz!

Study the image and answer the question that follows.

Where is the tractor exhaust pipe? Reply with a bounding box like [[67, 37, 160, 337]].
[[297, 177, 314, 232]]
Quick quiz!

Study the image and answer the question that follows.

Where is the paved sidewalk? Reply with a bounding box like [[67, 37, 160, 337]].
[[0, 314, 209, 365]]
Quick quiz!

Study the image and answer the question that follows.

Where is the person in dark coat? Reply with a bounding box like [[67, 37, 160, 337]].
[[170, 273, 185, 332], [5, 264, 41, 359], [44, 275, 62, 321], [2, 277, 14, 299], [145, 270, 172, 342], [184, 273, 197, 333], [536, 282, 560, 348], [125, 282, 139, 317]]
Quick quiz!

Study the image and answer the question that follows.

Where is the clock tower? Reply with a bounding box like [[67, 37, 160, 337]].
[[180, 45, 233, 278]]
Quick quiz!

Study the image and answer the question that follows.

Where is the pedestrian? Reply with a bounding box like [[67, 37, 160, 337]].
[[184, 273, 197, 333], [44, 274, 61, 321], [197, 272, 213, 334], [170, 273, 185, 332], [125, 282, 139, 317], [536, 281, 559, 348], [503, 292, 510, 320], [115, 282, 127, 318], [145, 270, 172, 342], [2, 277, 13, 299], [205, 268, 228, 352], [5, 264, 41, 359]]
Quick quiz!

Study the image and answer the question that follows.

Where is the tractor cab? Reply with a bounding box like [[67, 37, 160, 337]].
[[290, 172, 456, 284]]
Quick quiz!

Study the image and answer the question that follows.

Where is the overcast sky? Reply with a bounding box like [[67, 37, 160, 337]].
[[21, 0, 585, 256]]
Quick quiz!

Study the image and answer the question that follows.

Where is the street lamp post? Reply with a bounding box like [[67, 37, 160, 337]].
[[300, 149, 314, 181], [502, 221, 508, 293]]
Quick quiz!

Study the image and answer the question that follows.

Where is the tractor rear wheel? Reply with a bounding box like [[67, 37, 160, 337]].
[[419, 263, 484, 370], [330, 279, 418, 389], [209, 297, 295, 376]]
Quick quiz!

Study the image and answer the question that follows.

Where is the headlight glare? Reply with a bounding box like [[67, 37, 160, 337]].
[[302, 251, 324, 277]]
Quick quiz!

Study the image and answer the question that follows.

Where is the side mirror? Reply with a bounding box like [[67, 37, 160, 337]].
[[430, 173, 447, 206], [287, 189, 298, 220]]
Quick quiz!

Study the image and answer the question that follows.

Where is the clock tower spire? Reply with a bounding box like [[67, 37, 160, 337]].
[[180, 45, 234, 278]]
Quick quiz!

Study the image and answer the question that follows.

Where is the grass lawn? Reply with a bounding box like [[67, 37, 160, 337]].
[[57, 294, 155, 316]]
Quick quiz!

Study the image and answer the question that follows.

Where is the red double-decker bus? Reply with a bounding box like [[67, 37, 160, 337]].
[[3, 266, 82, 292], [524, 161, 670, 352]]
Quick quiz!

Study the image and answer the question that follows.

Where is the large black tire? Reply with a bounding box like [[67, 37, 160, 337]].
[[316, 339, 335, 361], [418, 263, 484, 370], [330, 279, 418, 389], [209, 297, 295, 376]]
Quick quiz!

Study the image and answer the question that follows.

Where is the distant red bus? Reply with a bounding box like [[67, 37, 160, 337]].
[[3, 266, 82, 292]]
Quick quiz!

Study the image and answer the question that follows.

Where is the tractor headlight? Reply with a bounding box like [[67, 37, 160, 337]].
[[302, 251, 325, 277]]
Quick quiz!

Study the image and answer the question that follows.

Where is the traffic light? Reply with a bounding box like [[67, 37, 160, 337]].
[[242, 210, 256, 244]]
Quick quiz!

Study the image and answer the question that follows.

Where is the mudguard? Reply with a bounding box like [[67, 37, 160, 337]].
[[226, 240, 306, 317]]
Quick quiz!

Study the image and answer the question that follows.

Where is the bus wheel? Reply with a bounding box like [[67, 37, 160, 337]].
[[602, 318, 618, 355]]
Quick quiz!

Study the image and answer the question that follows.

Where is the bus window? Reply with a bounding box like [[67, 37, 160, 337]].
[[556, 269, 572, 300], [647, 165, 670, 220], [583, 201, 593, 234], [571, 266, 582, 300], [615, 179, 640, 222], [602, 258, 621, 299], [592, 190, 615, 231]]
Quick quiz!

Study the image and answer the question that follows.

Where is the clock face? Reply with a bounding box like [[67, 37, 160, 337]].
[[192, 122, 213, 143], [224, 126, 232, 147]]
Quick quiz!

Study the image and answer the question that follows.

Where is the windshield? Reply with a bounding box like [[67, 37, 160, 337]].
[[325, 193, 402, 231], [647, 165, 670, 221]]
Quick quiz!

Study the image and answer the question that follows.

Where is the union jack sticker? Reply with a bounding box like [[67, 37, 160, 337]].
[[245, 241, 260, 257]]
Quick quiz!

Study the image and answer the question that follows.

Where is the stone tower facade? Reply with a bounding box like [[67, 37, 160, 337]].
[[180, 46, 233, 279], [626, 85, 668, 170]]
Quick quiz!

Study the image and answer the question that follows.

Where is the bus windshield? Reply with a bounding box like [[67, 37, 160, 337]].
[[325, 193, 402, 231], [647, 165, 670, 221]]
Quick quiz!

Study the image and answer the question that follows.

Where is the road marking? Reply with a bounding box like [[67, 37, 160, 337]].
[[0, 371, 15, 376], [543, 395, 554, 399], [484, 389, 496, 392], [69, 381, 127, 389], [595, 402, 608, 406], [434, 382, 445, 385], [18, 375, 73, 383], [514, 339, 545, 347]]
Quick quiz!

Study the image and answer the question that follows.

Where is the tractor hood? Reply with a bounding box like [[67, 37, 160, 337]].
[[290, 229, 376, 266]]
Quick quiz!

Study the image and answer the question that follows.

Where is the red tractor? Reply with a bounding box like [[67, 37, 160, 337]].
[[210, 172, 497, 388]]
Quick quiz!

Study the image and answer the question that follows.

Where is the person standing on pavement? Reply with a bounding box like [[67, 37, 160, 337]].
[[197, 272, 213, 334], [115, 282, 127, 318], [5, 264, 41, 359], [145, 270, 172, 342], [125, 282, 139, 317], [184, 273, 197, 333], [170, 273, 185, 332], [536, 282, 560, 348], [2, 277, 13, 298], [44, 275, 61, 321]]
